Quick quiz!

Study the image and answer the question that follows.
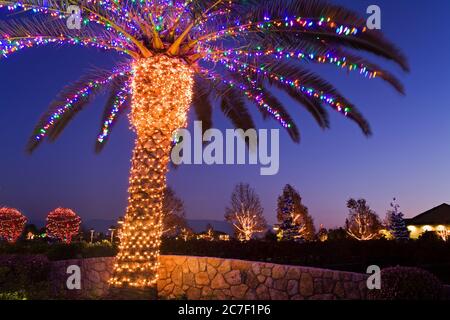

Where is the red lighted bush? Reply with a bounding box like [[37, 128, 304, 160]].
[[368, 266, 443, 300], [0, 207, 27, 243], [46, 208, 81, 244]]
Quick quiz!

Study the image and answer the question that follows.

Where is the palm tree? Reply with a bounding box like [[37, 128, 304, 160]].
[[0, 0, 407, 294]]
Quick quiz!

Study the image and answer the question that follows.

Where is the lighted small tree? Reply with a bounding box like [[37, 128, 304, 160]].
[[162, 187, 187, 238], [276, 184, 315, 241], [197, 223, 216, 241], [46, 208, 81, 244], [386, 198, 409, 241], [225, 183, 267, 241], [436, 227, 449, 241], [0, 207, 27, 243], [178, 227, 194, 241], [345, 198, 381, 241], [317, 224, 328, 242]]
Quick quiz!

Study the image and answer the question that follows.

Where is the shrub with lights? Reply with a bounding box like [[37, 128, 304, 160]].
[[368, 266, 443, 300], [46, 208, 81, 244], [0, 207, 27, 243], [225, 183, 267, 241]]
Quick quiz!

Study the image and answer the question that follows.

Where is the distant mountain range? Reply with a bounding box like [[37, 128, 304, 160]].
[[186, 219, 234, 234], [29, 218, 234, 235]]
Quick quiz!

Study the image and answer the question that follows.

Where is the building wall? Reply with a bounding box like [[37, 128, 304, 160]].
[[51, 255, 368, 300], [407, 224, 450, 239]]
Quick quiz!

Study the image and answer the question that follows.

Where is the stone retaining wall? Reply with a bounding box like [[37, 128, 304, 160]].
[[51, 256, 368, 300]]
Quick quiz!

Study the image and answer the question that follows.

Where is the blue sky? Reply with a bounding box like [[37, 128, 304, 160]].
[[0, 0, 449, 228]]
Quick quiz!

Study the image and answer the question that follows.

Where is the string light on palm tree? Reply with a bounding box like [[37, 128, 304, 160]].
[[0, 0, 408, 293]]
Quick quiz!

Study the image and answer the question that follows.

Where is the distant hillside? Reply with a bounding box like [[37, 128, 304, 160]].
[[186, 219, 234, 235], [28, 219, 117, 233], [30, 218, 234, 235]]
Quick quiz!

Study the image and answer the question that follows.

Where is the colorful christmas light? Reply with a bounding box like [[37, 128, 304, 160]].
[[34, 67, 130, 142], [108, 55, 194, 288], [97, 78, 132, 144]]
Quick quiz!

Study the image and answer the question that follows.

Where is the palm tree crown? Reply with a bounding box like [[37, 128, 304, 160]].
[[0, 0, 407, 152]]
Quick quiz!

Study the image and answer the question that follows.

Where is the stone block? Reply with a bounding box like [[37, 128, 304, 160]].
[[195, 272, 210, 286], [224, 270, 241, 285], [211, 274, 230, 289], [299, 273, 314, 297], [231, 284, 248, 299]]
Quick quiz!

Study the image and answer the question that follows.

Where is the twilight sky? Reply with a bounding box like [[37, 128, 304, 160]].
[[1, 0, 449, 228]]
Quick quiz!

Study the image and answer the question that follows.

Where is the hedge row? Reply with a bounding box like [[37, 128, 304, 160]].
[[1, 238, 449, 283]]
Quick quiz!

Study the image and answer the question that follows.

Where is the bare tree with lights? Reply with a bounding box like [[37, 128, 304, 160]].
[[162, 186, 187, 238], [345, 198, 382, 241], [225, 183, 267, 241], [0, 0, 407, 295], [436, 228, 449, 242]]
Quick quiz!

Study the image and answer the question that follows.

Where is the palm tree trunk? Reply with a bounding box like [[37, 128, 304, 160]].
[[109, 55, 194, 298]]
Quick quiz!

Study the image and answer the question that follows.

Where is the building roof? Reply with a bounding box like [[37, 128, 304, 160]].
[[406, 203, 450, 225]]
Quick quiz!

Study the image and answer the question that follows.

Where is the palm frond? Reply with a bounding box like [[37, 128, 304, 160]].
[[240, 0, 409, 71], [264, 59, 370, 135], [95, 75, 131, 153], [219, 87, 256, 133], [221, 69, 301, 142], [331, 49, 405, 94], [277, 84, 330, 130], [212, 40, 404, 94], [0, 14, 136, 57], [192, 76, 213, 133], [253, 87, 301, 143], [27, 67, 129, 153]]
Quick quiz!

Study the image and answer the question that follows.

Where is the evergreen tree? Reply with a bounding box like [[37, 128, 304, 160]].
[[276, 214, 303, 241], [276, 184, 315, 241], [387, 198, 410, 241]]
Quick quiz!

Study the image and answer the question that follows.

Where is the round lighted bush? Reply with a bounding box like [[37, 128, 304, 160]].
[[46, 208, 81, 244], [368, 266, 443, 300], [0, 207, 27, 243]]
